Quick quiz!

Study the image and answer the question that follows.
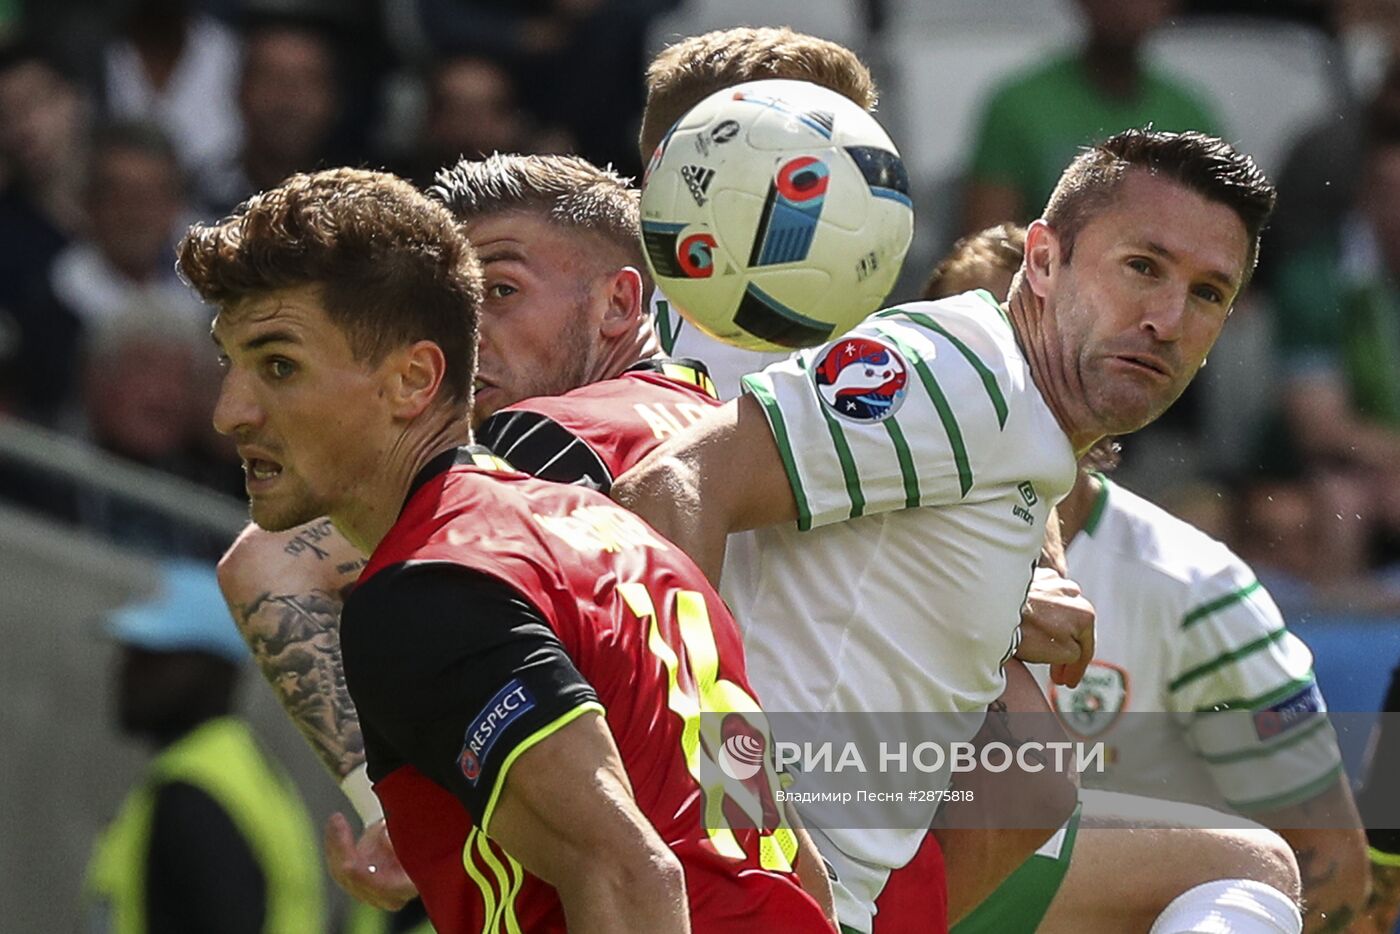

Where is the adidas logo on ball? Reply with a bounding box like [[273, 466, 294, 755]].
[[681, 165, 715, 206]]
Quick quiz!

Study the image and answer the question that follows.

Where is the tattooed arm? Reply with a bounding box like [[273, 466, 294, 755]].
[[1260, 780, 1370, 933], [218, 519, 368, 780], [933, 660, 1080, 923]]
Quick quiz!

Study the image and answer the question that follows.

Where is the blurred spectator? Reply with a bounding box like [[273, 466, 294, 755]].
[[960, 0, 1220, 234], [80, 308, 203, 475], [100, 0, 241, 184], [1229, 468, 1400, 615], [83, 561, 325, 934], [1270, 114, 1400, 483], [43, 122, 207, 381], [1269, 57, 1400, 271], [394, 53, 566, 188], [414, 0, 680, 173], [200, 17, 340, 215], [0, 42, 89, 421]]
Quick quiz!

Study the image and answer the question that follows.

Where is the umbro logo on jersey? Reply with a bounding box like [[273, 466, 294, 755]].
[[1018, 481, 1038, 506], [681, 164, 715, 206]]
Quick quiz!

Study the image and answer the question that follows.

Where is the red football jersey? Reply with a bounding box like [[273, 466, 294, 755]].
[[353, 454, 828, 934], [478, 358, 721, 490]]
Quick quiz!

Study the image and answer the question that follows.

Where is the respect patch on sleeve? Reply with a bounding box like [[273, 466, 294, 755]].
[[1253, 682, 1324, 741], [457, 679, 536, 785]]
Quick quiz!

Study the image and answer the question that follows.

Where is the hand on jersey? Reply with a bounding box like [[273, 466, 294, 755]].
[[325, 812, 417, 911], [1016, 567, 1096, 688]]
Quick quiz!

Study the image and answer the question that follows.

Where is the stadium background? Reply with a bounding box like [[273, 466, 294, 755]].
[[1, 0, 1398, 929]]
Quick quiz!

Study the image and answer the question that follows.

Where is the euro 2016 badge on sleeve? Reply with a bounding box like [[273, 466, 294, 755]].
[[813, 335, 909, 423]]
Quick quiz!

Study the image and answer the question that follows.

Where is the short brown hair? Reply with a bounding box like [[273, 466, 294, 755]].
[[431, 153, 642, 271], [178, 167, 483, 406], [923, 223, 1027, 301], [1044, 128, 1276, 287], [641, 27, 878, 158]]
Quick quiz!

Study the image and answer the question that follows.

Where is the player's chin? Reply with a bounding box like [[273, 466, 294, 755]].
[[1089, 383, 1172, 436], [248, 492, 323, 534]]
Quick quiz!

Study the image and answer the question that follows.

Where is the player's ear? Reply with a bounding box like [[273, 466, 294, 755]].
[[598, 266, 645, 338], [387, 340, 448, 420], [1023, 220, 1060, 299]]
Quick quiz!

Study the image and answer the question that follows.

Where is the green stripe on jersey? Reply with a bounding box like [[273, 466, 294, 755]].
[[795, 355, 866, 519], [1168, 627, 1290, 694], [1181, 580, 1264, 630], [973, 289, 1013, 328], [1226, 762, 1344, 815], [875, 306, 1010, 427], [654, 299, 679, 354], [1198, 715, 1331, 765], [1082, 474, 1110, 536], [1194, 673, 1316, 715], [742, 372, 814, 531], [900, 309, 1009, 428], [873, 324, 975, 497], [883, 417, 922, 508]]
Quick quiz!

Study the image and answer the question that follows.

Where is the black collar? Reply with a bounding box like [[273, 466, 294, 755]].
[[625, 356, 710, 376], [402, 445, 496, 513]]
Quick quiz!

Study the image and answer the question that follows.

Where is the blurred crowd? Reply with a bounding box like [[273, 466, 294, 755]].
[[2, 0, 1400, 619]]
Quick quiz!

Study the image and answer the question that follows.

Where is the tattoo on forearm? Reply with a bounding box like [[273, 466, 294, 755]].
[[984, 699, 1048, 769], [233, 587, 364, 778], [282, 518, 338, 561]]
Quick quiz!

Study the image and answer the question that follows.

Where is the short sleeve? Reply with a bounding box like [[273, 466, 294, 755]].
[[341, 562, 603, 831], [740, 304, 1016, 531], [478, 408, 612, 491], [1167, 565, 1343, 814]]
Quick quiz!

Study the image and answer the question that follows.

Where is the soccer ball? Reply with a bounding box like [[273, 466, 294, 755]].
[[640, 78, 914, 352]]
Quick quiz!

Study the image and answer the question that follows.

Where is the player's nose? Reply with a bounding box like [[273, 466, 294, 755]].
[[1138, 284, 1188, 343], [211, 368, 265, 439]]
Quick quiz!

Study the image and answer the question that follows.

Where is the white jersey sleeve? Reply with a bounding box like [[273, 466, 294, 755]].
[[1167, 561, 1344, 814], [741, 292, 1044, 531]]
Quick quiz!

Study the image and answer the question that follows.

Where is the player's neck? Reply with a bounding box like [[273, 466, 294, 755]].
[[331, 415, 472, 555], [1056, 470, 1102, 547], [1005, 279, 1104, 455], [593, 328, 665, 381]]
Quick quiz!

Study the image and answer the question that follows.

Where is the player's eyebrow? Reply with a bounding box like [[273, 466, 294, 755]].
[[1144, 240, 1239, 291], [240, 329, 301, 352], [478, 246, 528, 265]]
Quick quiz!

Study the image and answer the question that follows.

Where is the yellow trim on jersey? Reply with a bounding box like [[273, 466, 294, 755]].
[[471, 451, 515, 473], [462, 828, 499, 932], [660, 362, 719, 400], [478, 701, 606, 835], [475, 830, 524, 934]]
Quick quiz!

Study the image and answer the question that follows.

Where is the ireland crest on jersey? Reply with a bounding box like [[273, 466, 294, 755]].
[[1053, 661, 1129, 739], [813, 335, 909, 423]]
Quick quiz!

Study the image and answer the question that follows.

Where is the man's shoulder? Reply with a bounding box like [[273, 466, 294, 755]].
[[1083, 480, 1266, 618]]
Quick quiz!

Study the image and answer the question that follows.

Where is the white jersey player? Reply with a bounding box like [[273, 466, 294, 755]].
[[728, 292, 1075, 930], [1047, 474, 1338, 811], [1035, 469, 1369, 930], [618, 129, 1292, 933]]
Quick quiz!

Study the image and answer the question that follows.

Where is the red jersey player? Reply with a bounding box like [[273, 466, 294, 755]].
[[186, 166, 833, 932]]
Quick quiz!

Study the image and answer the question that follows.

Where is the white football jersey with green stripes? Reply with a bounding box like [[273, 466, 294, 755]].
[[650, 290, 789, 399], [1040, 477, 1343, 816], [728, 292, 1077, 932]]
